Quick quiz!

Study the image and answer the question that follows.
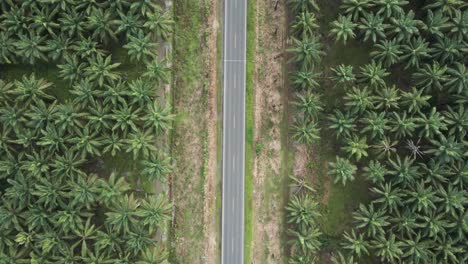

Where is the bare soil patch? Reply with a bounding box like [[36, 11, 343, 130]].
[[251, 0, 288, 263]]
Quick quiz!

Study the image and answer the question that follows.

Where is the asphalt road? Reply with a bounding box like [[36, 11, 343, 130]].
[[221, 0, 247, 263]]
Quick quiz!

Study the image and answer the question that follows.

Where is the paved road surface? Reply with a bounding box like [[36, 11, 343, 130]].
[[221, 0, 247, 263]]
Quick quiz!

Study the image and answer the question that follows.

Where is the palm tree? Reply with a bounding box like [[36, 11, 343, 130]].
[[371, 182, 403, 213], [85, 55, 121, 87], [443, 104, 467, 139], [105, 194, 139, 234], [328, 156, 356, 186], [331, 64, 356, 88], [14, 31, 49, 64], [291, 11, 318, 38], [102, 79, 128, 106], [400, 37, 431, 69], [353, 203, 389, 237], [372, 234, 404, 263], [358, 12, 387, 43], [364, 160, 388, 183], [46, 35, 74, 62], [70, 79, 99, 109], [54, 102, 86, 133], [437, 184, 466, 218], [412, 62, 447, 92], [86, 103, 113, 133], [128, 78, 155, 107], [358, 61, 389, 88], [344, 86, 375, 114], [449, 9, 467, 41], [144, 7, 173, 41], [53, 202, 86, 235], [142, 58, 170, 84], [13, 74, 54, 104], [342, 135, 369, 161], [375, 85, 400, 110], [136, 194, 171, 233], [330, 15, 357, 44], [112, 101, 141, 134], [292, 119, 320, 145], [401, 87, 431, 114], [32, 176, 67, 209], [125, 129, 156, 159], [136, 246, 169, 264], [102, 132, 125, 157], [423, 0, 465, 17], [5, 172, 32, 208], [58, 8, 86, 38], [31, 6, 60, 36], [95, 225, 124, 255], [123, 30, 157, 63], [416, 107, 447, 139], [58, 55, 87, 83], [328, 109, 357, 139], [288, 37, 324, 69], [341, 0, 374, 21], [1, 5, 30, 33], [116, 9, 144, 39], [131, 0, 159, 15], [86, 7, 118, 44], [370, 39, 402, 67], [434, 234, 463, 263], [331, 251, 358, 264], [98, 172, 131, 206], [375, 0, 408, 18], [0, 31, 17, 64], [423, 10, 451, 38], [445, 62, 467, 94], [431, 36, 462, 64], [68, 174, 100, 210], [289, 175, 315, 194], [287, 0, 320, 13], [142, 102, 174, 135], [72, 36, 106, 59], [291, 68, 321, 90], [0, 105, 25, 134], [388, 155, 421, 187], [407, 181, 438, 213], [125, 225, 154, 256], [293, 92, 323, 120], [361, 111, 389, 139], [52, 150, 86, 178], [403, 233, 432, 264], [389, 10, 422, 42], [286, 194, 320, 228], [426, 135, 463, 164], [140, 153, 172, 182], [341, 229, 369, 257], [390, 111, 417, 139], [287, 226, 322, 254], [69, 126, 103, 158], [419, 159, 449, 185], [26, 99, 58, 131]]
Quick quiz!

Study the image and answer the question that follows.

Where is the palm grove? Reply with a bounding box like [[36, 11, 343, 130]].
[[0, 0, 174, 263], [286, 0, 466, 263]]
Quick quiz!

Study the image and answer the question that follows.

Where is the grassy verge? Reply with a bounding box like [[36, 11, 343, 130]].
[[244, 0, 256, 262], [216, 3, 223, 262]]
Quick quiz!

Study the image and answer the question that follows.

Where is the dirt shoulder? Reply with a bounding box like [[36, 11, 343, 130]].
[[170, 0, 219, 263], [250, 0, 289, 263]]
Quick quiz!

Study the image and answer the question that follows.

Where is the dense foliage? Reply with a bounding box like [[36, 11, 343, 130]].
[[0, 0, 173, 262], [326, 1, 467, 263], [286, 1, 325, 263], [287, 0, 466, 263]]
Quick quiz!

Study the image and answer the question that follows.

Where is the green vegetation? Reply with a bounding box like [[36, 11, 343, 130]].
[[0, 1, 173, 262], [244, 0, 257, 262], [285, 0, 467, 263]]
